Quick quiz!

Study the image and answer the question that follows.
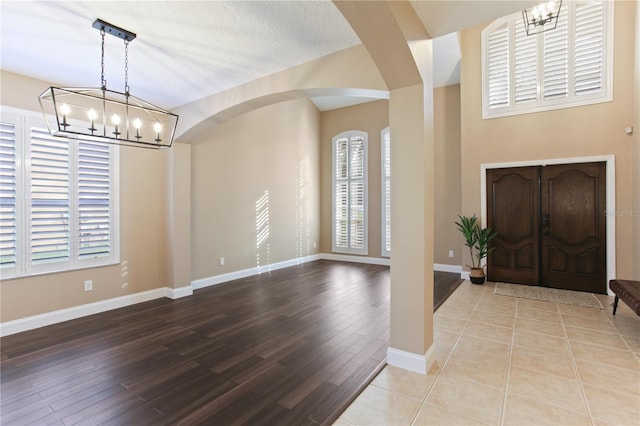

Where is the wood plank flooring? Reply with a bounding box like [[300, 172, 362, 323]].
[[1, 260, 461, 425]]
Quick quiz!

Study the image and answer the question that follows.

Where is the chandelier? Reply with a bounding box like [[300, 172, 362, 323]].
[[39, 19, 179, 148], [522, 0, 562, 36]]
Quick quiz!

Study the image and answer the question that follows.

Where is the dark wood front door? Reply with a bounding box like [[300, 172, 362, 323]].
[[487, 162, 607, 294]]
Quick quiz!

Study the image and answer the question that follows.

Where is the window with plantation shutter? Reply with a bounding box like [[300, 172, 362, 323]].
[[28, 127, 71, 270], [381, 127, 390, 258], [333, 131, 367, 255], [0, 117, 20, 275], [482, 0, 612, 119], [0, 108, 118, 279]]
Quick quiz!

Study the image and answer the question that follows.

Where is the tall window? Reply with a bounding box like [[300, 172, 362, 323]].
[[482, 0, 613, 119], [381, 127, 390, 258], [0, 110, 119, 279], [332, 131, 367, 255]]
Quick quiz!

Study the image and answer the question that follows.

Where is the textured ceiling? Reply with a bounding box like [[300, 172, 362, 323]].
[[1, 1, 532, 112]]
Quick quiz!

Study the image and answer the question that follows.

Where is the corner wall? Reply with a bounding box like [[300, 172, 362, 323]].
[[434, 85, 462, 266], [633, 0, 640, 280], [459, 1, 637, 280], [183, 98, 321, 281]]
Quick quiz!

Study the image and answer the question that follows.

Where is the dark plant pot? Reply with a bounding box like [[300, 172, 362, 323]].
[[469, 268, 486, 285], [470, 275, 486, 285]]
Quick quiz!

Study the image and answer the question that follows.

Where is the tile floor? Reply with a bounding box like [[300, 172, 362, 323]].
[[335, 281, 640, 426]]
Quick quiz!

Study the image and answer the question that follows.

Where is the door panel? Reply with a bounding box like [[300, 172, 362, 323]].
[[541, 163, 606, 293], [486, 167, 540, 285]]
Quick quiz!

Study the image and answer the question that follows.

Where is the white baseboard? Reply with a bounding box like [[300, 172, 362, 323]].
[[434, 264, 462, 274], [461, 271, 470, 280], [320, 253, 390, 266], [0, 288, 170, 337], [386, 344, 436, 375], [192, 254, 321, 290], [166, 285, 193, 299]]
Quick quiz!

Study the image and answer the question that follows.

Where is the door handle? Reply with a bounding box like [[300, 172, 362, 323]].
[[542, 214, 550, 236]]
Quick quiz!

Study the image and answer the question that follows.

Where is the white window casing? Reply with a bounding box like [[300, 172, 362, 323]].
[[482, 0, 613, 119], [332, 130, 368, 255]]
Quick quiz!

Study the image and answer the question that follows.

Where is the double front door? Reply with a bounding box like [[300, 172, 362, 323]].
[[486, 162, 607, 294]]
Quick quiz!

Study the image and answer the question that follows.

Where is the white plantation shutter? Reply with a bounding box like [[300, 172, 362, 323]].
[[0, 119, 18, 273], [77, 140, 111, 260], [514, 17, 538, 104], [29, 127, 71, 268], [574, 1, 604, 96], [487, 24, 510, 108], [543, 7, 569, 100], [1, 109, 118, 278], [332, 131, 367, 255], [482, 1, 612, 118], [381, 128, 390, 257]]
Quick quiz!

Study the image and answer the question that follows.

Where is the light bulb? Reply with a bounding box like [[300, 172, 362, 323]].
[[153, 122, 162, 133], [112, 114, 121, 126], [88, 109, 97, 120], [60, 103, 70, 115], [133, 118, 142, 129]]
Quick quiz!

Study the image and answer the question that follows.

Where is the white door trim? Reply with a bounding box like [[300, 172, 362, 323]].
[[480, 155, 616, 293]]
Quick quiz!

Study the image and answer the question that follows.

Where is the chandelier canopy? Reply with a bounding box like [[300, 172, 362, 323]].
[[39, 19, 178, 149]]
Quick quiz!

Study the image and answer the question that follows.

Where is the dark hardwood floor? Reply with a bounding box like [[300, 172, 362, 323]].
[[1, 260, 461, 425], [434, 271, 464, 312]]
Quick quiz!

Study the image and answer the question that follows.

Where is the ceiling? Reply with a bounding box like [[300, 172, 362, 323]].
[[0, 1, 536, 112]]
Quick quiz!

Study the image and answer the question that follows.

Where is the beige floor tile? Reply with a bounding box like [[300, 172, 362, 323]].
[[333, 419, 354, 426], [570, 340, 640, 371], [591, 417, 618, 426], [564, 325, 629, 350], [434, 315, 468, 334], [621, 333, 640, 353], [507, 366, 587, 413], [515, 317, 565, 338], [517, 298, 559, 312], [575, 359, 640, 396], [441, 353, 507, 389], [469, 309, 515, 328], [434, 329, 461, 350], [502, 393, 591, 426], [510, 345, 576, 379], [477, 294, 517, 306], [557, 304, 608, 319], [426, 376, 504, 425], [561, 313, 618, 333], [340, 384, 421, 426], [583, 384, 640, 425], [454, 334, 511, 362], [412, 403, 488, 426], [475, 301, 516, 317], [463, 321, 513, 344], [513, 329, 570, 355], [436, 306, 475, 321], [371, 365, 438, 401], [516, 306, 562, 323]]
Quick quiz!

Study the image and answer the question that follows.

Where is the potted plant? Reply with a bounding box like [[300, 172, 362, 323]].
[[455, 214, 498, 284]]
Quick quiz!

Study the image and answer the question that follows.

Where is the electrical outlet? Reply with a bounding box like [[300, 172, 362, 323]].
[[84, 280, 93, 291], [220, 257, 225, 266], [448, 250, 454, 258]]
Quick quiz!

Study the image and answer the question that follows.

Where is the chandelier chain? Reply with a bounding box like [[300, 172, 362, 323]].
[[100, 28, 106, 90], [124, 39, 130, 96]]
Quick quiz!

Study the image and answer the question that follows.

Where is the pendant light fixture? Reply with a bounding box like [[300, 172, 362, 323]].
[[39, 19, 179, 148], [522, 0, 562, 36]]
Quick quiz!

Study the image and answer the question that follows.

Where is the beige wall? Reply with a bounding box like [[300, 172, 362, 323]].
[[183, 98, 321, 281], [434, 85, 462, 266], [0, 70, 171, 322], [633, 1, 640, 281], [460, 0, 637, 278], [319, 100, 389, 257]]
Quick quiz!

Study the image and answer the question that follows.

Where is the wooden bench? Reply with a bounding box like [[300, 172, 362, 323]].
[[609, 279, 640, 316]]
